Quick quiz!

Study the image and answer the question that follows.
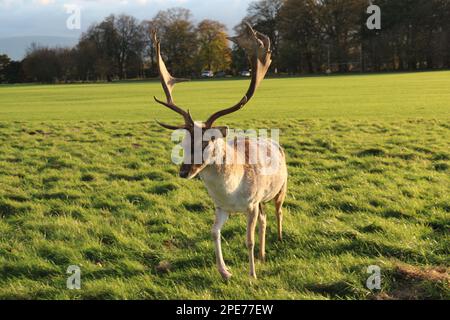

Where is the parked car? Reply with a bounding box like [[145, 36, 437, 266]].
[[215, 71, 226, 78], [240, 70, 251, 77], [201, 70, 214, 78]]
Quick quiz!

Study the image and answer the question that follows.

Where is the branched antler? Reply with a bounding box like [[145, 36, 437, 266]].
[[204, 23, 272, 128], [152, 23, 272, 130], [152, 30, 193, 129]]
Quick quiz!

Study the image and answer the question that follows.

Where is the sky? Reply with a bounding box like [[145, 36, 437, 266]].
[[0, 0, 253, 38]]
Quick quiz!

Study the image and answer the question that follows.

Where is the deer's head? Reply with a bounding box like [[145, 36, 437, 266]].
[[152, 23, 272, 179]]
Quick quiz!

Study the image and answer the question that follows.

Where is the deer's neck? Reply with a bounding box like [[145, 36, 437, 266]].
[[199, 138, 245, 192]]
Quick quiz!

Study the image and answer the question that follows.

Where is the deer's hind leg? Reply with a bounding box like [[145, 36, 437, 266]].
[[274, 183, 287, 242]]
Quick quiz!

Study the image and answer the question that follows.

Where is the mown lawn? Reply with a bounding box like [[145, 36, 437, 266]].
[[0, 72, 449, 300], [1, 71, 450, 121]]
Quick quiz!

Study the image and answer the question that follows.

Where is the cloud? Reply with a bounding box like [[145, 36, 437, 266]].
[[0, 0, 252, 38], [36, 0, 55, 5]]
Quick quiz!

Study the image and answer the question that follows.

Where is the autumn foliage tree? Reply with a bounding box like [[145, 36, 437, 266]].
[[151, 8, 198, 77], [196, 20, 231, 72]]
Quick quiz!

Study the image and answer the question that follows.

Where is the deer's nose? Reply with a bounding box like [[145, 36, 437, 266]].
[[180, 171, 189, 179], [180, 166, 190, 179]]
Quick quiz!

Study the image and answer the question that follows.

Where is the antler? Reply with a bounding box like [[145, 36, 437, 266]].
[[152, 30, 194, 129], [205, 22, 272, 128]]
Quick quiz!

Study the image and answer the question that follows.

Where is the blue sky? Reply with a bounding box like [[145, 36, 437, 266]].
[[0, 0, 253, 38]]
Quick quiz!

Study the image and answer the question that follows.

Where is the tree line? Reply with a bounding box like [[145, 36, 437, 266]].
[[1, 8, 231, 83], [1, 0, 449, 84], [242, 0, 450, 73]]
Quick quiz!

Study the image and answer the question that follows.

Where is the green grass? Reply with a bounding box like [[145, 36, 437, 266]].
[[1, 71, 450, 121], [0, 72, 449, 300]]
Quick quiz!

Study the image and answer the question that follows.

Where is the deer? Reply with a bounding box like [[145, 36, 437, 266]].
[[151, 23, 288, 280]]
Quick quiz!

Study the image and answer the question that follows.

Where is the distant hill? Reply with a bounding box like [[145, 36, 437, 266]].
[[0, 36, 79, 61]]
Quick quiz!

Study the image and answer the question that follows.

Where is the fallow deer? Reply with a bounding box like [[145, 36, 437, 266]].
[[152, 23, 288, 280]]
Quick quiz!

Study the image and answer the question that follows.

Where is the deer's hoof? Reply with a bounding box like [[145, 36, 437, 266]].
[[250, 272, 257, 280], [220, 269, 232, 281]]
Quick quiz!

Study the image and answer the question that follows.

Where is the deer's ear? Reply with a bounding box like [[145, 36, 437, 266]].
[[214, 126, 229, 138]]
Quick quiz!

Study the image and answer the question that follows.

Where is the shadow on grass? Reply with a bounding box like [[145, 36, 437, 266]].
[[304, 281, 357, 298], [0, 262, 60, 280]]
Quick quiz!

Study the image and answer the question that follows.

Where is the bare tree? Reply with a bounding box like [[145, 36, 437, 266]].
[[115, 14, 145, 79], [246, 0, 283, 71], [0, 54, 11, 82], [141, 20, 157, 77]]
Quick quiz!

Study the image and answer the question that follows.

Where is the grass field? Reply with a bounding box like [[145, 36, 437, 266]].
[[0, 71, 449, 300]]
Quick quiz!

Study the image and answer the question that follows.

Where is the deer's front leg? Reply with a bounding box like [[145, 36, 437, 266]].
[[212, 208, 231, 280], [258, 204, 267, 262], [247, 205, 259, 279]]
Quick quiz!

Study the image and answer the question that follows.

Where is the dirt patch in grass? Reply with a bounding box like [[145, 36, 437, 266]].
[[395, 264, 449, 282], [374, 264, 449, 300], [155, 261, 172, 274]]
